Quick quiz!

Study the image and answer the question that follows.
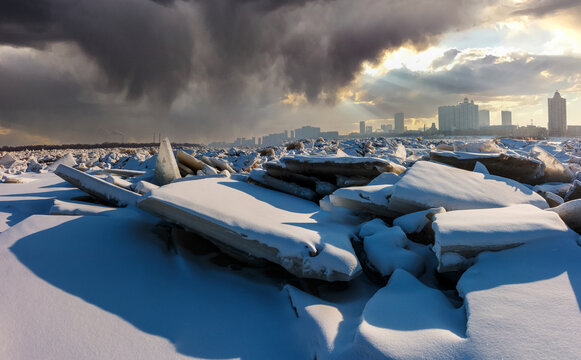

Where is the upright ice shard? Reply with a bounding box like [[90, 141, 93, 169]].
[[154, 138, 181, 185], [47, 153, 77, 171]]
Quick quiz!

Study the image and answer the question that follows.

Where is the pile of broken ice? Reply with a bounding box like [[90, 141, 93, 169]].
[[9, 136, 574, 281], [3, 136, 581, 357]]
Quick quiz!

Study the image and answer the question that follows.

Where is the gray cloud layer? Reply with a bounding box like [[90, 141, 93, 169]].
[[356, 52, 581, 122], [1, 0, 577, 144]]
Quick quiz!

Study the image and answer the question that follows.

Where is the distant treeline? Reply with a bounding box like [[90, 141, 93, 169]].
[[0, 142, 203, 152]]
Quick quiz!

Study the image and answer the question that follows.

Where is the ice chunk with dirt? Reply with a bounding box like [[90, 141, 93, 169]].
[[137, 177, 361, 281], [176, 150, 206, 172], [430, 151, 544, 184], [548, 199, 581, 233], [250, 169, 318, 201], [541, 191, 564, 207], [388, 161, 548, 214], [264, 163, 336, 196], [350, 269, 466, 359], [564, 180, 581, 201], [530, 145, 574, 183], [432, 204, 576, 272], [279, 155, 405, 179], [55, 165, 141, 207], [453, 140, 502, 153], [329, 184, 398, 217], [153, 138, 181, 185]]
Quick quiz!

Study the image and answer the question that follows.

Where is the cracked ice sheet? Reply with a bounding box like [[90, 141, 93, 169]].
[[0, 214, 310, 359]]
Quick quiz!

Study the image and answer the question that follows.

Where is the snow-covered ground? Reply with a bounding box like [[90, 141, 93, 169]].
[[1, 137, 581, 359]]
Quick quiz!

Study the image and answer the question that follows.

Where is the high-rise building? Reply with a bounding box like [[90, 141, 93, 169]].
[[548, 91, 566, 137], [456, 98, 479, 129], [438, 98, 479, 131], [381, 124, 393, 132], [365, 126, 373, 134], [294, 125, 321, 139], [478, 110, 490, 128], [438, 105, 456, 131], [360, 121, 366, 134], [394, 113, 404, 133], [501, 111, 512, 126]]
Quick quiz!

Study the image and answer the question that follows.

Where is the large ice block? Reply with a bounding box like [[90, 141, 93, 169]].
[[388, 161, 548, 214], [137, 177, 361, 281]]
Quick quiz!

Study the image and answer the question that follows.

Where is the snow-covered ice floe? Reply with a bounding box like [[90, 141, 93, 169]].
[[388, 161, 548, 214], [137, 177, 361, 281], [432, 204, 577, 272]]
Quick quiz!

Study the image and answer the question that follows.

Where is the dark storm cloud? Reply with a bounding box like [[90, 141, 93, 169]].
[[0, 0, 489, 106], [0, 0, 194, 105], [0, 0, 499, 144], [512, 0, 581, 17]]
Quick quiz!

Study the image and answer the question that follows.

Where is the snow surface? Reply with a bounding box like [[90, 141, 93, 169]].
[[2, 138, 581, 359], [0, 215, 311, 359], [350, 269, 466, 359]]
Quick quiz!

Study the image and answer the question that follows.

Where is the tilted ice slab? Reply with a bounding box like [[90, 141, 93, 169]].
[[138, 178, 361, 281], [389, 161, 548, 214], [55, 165, 141, 207], [432, 204, 576, 272]]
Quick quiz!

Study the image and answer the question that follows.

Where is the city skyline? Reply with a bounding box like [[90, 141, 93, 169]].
[[0, 1, 581, 145]]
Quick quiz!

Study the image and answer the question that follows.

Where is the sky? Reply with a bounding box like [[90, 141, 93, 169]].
[[0, 0, 580, 145]]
